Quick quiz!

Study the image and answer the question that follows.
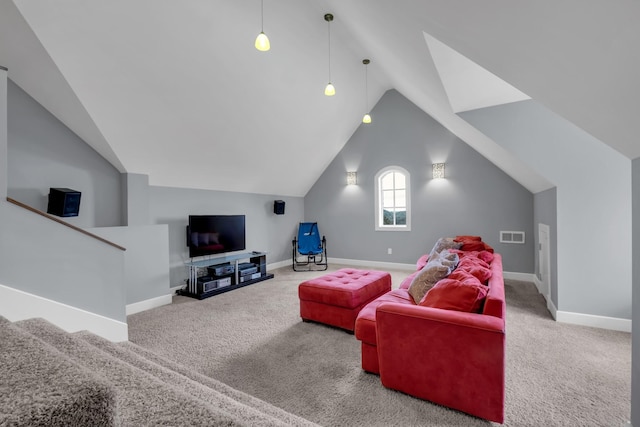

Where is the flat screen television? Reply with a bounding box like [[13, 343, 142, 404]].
[[187, 215, 246, 258]]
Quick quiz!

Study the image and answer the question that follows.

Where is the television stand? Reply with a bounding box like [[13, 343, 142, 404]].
[[178, 251, 274, 300]]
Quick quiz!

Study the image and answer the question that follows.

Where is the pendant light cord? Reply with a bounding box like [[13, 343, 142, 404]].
[[365, 63, 369, 111], [327, 19, 332, 82], [260, 0, 264, 32]]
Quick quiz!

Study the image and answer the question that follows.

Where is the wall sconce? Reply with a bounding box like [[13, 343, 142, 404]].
[[347, 171, 357, 185], [432, 163, 445, 179]]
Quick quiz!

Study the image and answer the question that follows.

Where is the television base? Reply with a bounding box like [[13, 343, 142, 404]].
[[180, 251, 273, 300], [177, 273, 274, 300]]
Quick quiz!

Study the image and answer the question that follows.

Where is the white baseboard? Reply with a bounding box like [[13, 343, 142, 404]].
[[126, 294, 173, 316], [548, 299, 558, 320], [0, 284, 128, 342], [501, 273, 630, 332], [268, 259, 292, 271], [499, 272, 629, 331], [328, 257, 416, 272], [532, 274, 544, 294], [555, 310, 631, 333], [503, 271, 536, 282], [170, 284, 186, 295]]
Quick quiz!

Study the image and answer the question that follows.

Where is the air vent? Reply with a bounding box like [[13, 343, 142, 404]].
[[500, 231, 525, 244]]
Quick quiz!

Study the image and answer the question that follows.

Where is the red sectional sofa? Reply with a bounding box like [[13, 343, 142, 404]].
[[354, 248, 506, 423]]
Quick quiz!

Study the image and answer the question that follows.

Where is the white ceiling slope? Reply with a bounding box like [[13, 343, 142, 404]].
[[0, 0, 125, 172], [2, 1, 638, 197], [423, 32, 530, 114]]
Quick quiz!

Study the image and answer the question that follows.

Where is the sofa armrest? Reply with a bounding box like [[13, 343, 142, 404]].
[[376, 302, 505, 423]]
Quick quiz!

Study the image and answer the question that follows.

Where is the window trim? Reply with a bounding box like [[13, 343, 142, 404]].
[[374, 166, 411, 231]]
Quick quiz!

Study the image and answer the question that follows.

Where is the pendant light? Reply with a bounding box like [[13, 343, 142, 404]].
[[255, 0, 270, 51], [324, 13, 335, 96], [362, 59, 372, 123]]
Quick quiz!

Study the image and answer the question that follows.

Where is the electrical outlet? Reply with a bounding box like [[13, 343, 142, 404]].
[[387, 248, 392, 255]]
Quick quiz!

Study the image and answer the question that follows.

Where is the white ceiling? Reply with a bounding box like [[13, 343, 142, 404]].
[[423, 32, 530, 114], [1, 0, 638, 197]]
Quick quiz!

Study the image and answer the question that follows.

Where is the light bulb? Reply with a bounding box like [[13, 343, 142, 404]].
[[362, 113, 372, 124], [255, 32, 270, 51], [324, 83, 336, 96]]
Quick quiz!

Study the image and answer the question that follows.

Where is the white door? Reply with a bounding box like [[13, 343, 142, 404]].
[[538, 223, 551, 302]]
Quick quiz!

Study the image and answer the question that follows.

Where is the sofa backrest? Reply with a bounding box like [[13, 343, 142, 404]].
[[482, 253, 505, 319]]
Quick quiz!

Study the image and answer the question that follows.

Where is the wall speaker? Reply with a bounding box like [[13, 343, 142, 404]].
[[273, 200, 285, 215], [47, 188, 81, 217]]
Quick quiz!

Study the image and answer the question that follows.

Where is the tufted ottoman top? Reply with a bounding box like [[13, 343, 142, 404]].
[[298, 268, 391, 309]]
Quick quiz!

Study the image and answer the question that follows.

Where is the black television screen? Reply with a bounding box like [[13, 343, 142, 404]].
[[187, 215, 246, 258]]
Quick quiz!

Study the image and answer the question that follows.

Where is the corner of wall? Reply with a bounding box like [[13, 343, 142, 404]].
[[0, 66, 8, 200]]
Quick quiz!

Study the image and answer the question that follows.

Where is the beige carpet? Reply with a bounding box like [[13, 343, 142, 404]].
[[128, 265, 631, 426]]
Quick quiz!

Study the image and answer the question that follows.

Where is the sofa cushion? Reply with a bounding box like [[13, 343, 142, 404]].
[[451, 249, 494, 265], [419, 277, 488, 313], [355, 289, 413, 345], [477, 250, 494, 264], [458, 255, 489, 269], [457, 257, 492, 284], [460, 263, 492, 284], [407, 257, 453, 304], [399, 271, 418, 290], [416, 254, 430, 271], [449, 269, 484, 286]]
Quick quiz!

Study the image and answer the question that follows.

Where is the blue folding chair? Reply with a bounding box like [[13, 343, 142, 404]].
[[292, 222, 328, 271]]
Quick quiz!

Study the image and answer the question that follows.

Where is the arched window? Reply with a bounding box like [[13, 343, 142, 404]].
[[375, 166, 411, 231]]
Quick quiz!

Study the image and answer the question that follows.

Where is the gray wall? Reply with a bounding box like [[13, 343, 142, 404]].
[[305, 90, 534, 272], [148, 186, 304, 287], [0, 202, 126, 321], [90, 224, 170, 305], [1, 73, 126, 322], [122, 173, 150, 226], [632, 157, 639, 426], [460, 100, 632, 320], [7, 80, 122, 228], [0, 67, 6, 199], [533, 187, 558, 307]]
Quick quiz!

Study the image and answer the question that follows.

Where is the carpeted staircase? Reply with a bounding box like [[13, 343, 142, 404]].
[[0, 316, 318, 426]]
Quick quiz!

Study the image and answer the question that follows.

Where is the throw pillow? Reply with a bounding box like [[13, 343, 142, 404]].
[[456, 257, 492, 283], [458, 256, 490, 269], [453, 235, 495, 253], [428, 237, 463, 260], [481, 242, 495, 253], [454, 235, 482, 242], [449, 267, 490, 286], [436, 249, 460, 269], [419, 278, 488, 313], [408, 259, 452, 304], [457, 241, 486, 252], [460, 265, 492, 284], [477, 250, 494, 264]]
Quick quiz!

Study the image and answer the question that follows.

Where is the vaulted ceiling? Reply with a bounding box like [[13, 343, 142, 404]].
[[1, 0, 638, 197]]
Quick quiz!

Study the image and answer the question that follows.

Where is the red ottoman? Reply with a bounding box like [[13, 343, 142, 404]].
[[298, 268, 391, 332]]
